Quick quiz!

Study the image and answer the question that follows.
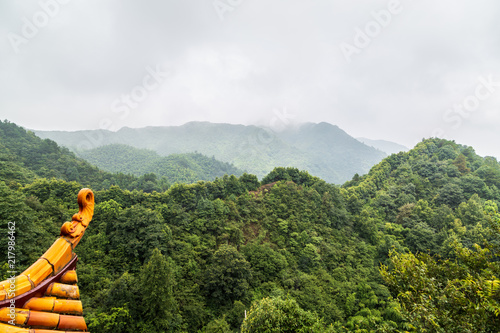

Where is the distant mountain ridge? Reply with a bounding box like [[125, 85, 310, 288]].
[[34, 121, 388, 183], [0, 120, 244, 191], [356, 137, 408, 155]]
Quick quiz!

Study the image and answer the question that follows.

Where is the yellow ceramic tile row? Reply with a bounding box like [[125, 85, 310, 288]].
[[44, 284, 79, 300], [0, 238, 73, 301], [59, 271, 77, 285], [0, 276, 32, 300], [40, 239, 73, 276], [24, 297, 82, 315], [0, 321, 90, 332], [0, 308, 87, 331]]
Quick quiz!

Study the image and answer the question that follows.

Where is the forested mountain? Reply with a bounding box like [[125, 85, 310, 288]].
[[340, 138, 500, 331], [34, 121, 387, 184], [356, 138, 408, 155], [0, 120, 242, 191], [2, 119, 500, 332], [78, 144, 243, 184], [0, 120, 136, 190]]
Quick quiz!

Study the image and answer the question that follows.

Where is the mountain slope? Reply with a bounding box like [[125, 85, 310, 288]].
[[0, 120, 128, 189], [339, 138, 500, 330], [0, 120, 241, 191], [342, 138, 500, 255], [277, 122, 387, 182], [78, 144, 244, 183], [356, 137, 408, 155], [0, 140, 37, 186], [34, 121, 387, 183]]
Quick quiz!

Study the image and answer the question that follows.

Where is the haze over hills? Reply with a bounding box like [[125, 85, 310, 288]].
[[356, 137, 409, 155], [0, 120, 241, 189], [78, 144, 244, 183], [34, 121, 389, 184]]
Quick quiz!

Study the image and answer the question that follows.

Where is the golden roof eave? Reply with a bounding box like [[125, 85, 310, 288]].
[[0, 188, 94, 332]]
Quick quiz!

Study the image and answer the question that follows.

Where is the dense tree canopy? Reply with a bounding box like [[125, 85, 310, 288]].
[[2, 121, 500, 332], [78, 144, 244, 185]]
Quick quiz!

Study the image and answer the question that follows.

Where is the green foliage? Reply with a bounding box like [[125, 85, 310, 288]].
[[202, 316, 232, 333], [87, 307, 134, 333], [0, 181, 54, 268], [78, 144, 244, 185], [242, 243, 288, 283], [204, 244, 252, 307], [107, 205, 168, 269], [3, 125, 500, 332], [260, 167, 320, 187], [380, 198, 500, 331], [380, 243, 500, 332], [0, 120, 137, 191], [241, 296, 326, 332], [137, 248, 182, 332]]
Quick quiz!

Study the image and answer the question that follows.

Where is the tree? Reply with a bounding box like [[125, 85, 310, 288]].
[[435, 183, 465, 208], [241, 297, 326, 333], [108, 205, 167, 269], [204, 244, 252, 306], [137, 248, 182, 332], [203, 316, 232, 333], [405, 222, 437, 254], [438, 145, 459, 161], [242, 243, 288, 283], [87, 307, 133, 333], [453, 154, 470, 174], [380, 243, 500, 332], [456, 194, 485, 226], [299, 243, 321, 272], [239, 173, 260, 192], [0, 181, 51, 267]]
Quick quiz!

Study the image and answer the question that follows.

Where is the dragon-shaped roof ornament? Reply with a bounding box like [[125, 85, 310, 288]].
[[0, 188, 94, 332]]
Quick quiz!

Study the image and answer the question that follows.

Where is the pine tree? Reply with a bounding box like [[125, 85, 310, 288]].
[[138, 248, 182, 332]]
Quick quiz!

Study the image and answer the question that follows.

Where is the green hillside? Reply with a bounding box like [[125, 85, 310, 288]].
[[0, 120, 137, 190], [78, 144, 244, 184], [34, 121, 387, 184], [1, 120, 499, 331], [0, 121, 243, 191]]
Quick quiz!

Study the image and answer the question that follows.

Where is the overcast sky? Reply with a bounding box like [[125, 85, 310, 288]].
[[1, 0, 499, 158]]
